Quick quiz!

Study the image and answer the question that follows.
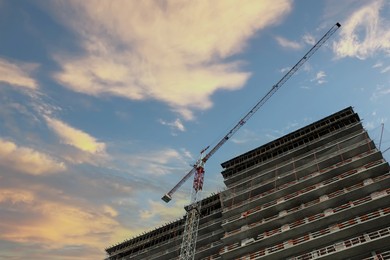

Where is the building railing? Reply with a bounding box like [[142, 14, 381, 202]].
[[222, 206, 390, 259], [223, 127, 368, 189], [361, 250, 390, 260], [200, 253, 221, 260], [197, 229, 224, 242], [224, 183, 389, 239], [222, 160, 386, 227], [221, 186, 390, 254], [290, 227, 390, 260], [197, 240, 224, 254], [223, 149, 378, 214], [223, 120, 361, 182]]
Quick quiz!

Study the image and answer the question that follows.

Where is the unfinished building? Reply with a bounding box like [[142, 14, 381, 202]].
[[105, 107, 390, 259]]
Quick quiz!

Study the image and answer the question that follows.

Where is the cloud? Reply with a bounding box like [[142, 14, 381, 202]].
[[0, 188, 128, 251], [231, 129, 262, 144], [303, 33, 316, 45], [127, 148, 190, 176], [46, 0, 292, 119], [0, 58, 39, 90], [159, 118, 186, 133], [0, 138, 66, 175], [380, 66, 390, 73], [311, 70, 327, 84], [275, 36, 302, 50], [371, 85, 390, 100], [364, 121, 375, 130], [280, 67, 291, 73], [0, 189, 35, 204], [333, 0, 390, 59], [45, 116, 106, 154], [138, 195, 188, 231]]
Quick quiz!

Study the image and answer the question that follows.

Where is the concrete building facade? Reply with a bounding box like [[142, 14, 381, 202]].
[[105, 107, 390, 260]]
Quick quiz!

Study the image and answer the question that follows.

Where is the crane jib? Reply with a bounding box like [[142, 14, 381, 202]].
[[162, 22, 341, 204]]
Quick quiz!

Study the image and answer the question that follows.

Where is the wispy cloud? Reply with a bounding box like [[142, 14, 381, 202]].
[[0, 138, 66, 175], [46, 0, 292, 120], [0, 58, 38, 90], [303, 33, 316, 45], [126, 148, 190, 176], [373, 62, 383, 68], [45, 116, 106, 154], [279, 67, 291, 73], [333, 0, 390, 59], [311, 70, 327, 84], [380, 66, 390, 73], [231, 129, 262, 144], [371, 85, 390, 100], [275, 36, 303, 50], [159, 118, 186, 133], [139, 198, 187, 223]]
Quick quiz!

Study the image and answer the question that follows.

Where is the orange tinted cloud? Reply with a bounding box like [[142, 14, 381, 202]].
[[0, 58, 38, 90], [0, 138, 66, 175], [45, 116, 106, 154], [0, 188, 129, 251], [48, 0, 292, 119]]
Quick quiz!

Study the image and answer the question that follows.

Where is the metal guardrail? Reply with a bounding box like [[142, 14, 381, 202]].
[[223, 128, 367, 189], [291, 227, 390, 260], [221, 189, 390, 256], [361, 250, 390, 260], [223, 158, 385, 228], [223, 149, 377, 214]]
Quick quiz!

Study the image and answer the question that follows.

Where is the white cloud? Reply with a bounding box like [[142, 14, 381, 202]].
[[311, 70, 327, 84], [0, 138, 66, 175], [45, 116, 106, 154], [303, 33, 316, 45], [275, 36, 302, 50], [231, 129, 261, 144], [280, 67, 291, 73], [159, 118, 186, 133], [46, 0, 292, 120], [381, 66, 390, 73], [333, 0, 390, 59], [180, 148, 194, 161], [371, 85, 390, 100], [364, 121, 375, 130], [373, 62, 383, 68], [0, 58, 38, 90], [127, 148, 189, 176]]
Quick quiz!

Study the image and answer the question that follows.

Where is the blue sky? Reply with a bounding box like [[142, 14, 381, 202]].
[[1, 0, 390, 259]]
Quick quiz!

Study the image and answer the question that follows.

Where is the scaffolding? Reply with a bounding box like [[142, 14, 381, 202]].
[[105, 107, 390, 260]]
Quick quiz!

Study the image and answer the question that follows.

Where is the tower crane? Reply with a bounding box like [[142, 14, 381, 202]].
[[162, 22, 341, 260]]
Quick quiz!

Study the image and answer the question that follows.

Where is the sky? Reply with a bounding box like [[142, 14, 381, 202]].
[[1, 0, 390, 259]]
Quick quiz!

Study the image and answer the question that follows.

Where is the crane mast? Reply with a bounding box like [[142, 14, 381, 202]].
[[163, 23, 341, 260]]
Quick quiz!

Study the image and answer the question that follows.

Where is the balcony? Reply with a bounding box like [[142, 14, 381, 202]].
[[222, 161, 389, 232], [223, 206, 390, 260], [289, 226, 390, 260], [222, 148, 384, 219], [223, 175, 389, 242], [219, 187, 390, 259], [223, 122, 363, 186], [224, 129, 369, 199]]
